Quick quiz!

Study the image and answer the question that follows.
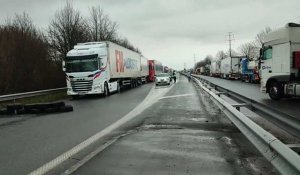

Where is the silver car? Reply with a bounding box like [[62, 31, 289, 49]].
[[155, 73, 171, 86]]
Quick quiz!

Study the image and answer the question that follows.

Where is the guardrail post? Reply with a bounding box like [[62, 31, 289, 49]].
[[231, 103, 249, 111]]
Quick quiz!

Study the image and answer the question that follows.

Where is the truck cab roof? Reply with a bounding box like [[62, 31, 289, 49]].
[[67, 42, 108, 57], [264, 23, 300, 46]]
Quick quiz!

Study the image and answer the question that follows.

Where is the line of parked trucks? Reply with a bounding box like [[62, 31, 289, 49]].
[[195, 23, 300, 100], [196, 56, 260, 83], [62, 41, 171, 98]]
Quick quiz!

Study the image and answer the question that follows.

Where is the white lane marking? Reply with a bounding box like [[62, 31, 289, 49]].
[[159, 93, 195, 100], [62, 137, 118, 175], [28, 83, 175, 175]]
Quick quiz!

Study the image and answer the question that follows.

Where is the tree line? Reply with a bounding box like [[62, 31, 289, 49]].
[[194, 27, 272, 69], [0, 1, 140, 95]]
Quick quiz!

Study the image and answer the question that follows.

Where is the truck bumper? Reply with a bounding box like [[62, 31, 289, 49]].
[[67, 85, 104, 96]]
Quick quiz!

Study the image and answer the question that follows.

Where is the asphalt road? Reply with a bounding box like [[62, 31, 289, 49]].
[[74, 76, 276, 175], [195, 75, 300, 119], [0, 83, 153, 175]]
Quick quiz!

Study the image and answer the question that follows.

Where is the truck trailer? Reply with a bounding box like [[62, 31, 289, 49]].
[[220, 57, 240, 79], [259, 23, 300, 100], [63, 41, 142, 98], [210, 61, 221, 77], [240, 58, 260, 83]]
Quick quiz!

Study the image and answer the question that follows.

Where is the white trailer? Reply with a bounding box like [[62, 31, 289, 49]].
[[63, 41, 142, 98], [220, 57, 240, 79], [259, 23, 300, 100], [210, 61, 221, 77]]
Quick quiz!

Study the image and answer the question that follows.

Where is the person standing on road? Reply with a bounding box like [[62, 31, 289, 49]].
[[173, 70, 177, 83]]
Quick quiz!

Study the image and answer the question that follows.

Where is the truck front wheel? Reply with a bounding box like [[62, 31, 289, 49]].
[[269, 82, 283, 100], [104, 83, 110, 97]]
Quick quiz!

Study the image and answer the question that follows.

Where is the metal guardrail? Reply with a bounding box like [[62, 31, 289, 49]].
[[192, 74, 300, 138], [0, 87, 67, 102], [189, 75, 300, 175]]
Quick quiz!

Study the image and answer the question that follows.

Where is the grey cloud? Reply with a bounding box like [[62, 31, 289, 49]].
[[0, 0, 299, 69]]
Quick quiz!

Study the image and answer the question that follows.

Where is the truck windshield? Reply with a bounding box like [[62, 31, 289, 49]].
[[65, 54, 99, 73]]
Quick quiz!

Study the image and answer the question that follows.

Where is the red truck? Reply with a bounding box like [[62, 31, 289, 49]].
[[148, 60, 163, 82]]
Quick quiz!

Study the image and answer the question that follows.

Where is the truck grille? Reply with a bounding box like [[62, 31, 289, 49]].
[[71, 80, 93, 92]]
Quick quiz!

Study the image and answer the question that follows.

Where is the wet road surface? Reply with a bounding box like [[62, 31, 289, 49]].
[[74, 76, 276, 175], [194, 75, 300, 119], [0, 84, 153, 175]]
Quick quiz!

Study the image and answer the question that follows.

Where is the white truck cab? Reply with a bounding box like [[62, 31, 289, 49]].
[[64, 42, 116, 98], [259, 23, 300, 100]]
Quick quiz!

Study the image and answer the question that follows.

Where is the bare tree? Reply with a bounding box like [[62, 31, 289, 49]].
[[0, 12, 65, 94], [48, 1, 89, 61], [215, 50, 227, 60], [204, 55, 213, 65], [239, 41, 259, 60], [194, 55, 213, 69], [256, 27, 272, 46], [226, 49, 239, 57], [5, 12, 36, 36], [87, 6, 118, 41], [115, 36, 141, 53], [87, 6, 141, 53]]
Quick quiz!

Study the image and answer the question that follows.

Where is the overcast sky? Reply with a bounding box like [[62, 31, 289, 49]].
[[1, 0, 300, 69]]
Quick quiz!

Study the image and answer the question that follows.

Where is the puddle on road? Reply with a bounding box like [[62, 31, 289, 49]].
[[141, 124, 183, 130], [186, 117, 210, 122]]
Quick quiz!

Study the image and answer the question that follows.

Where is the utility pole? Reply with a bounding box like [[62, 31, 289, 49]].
[[227, 32, 234, 57], [227, 32, 235, 74]]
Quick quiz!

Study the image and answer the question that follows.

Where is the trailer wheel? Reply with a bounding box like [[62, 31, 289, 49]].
[[269, 82, 283, 100]]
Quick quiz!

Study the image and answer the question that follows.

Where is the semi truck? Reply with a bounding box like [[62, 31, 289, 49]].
[[63, 41, 142, 98], [210, 61, 221, 77], [148, 60, 163, 82], [259, 23, 300, 100], [240, 57, 260, 83], [220, 57, 241, 79]]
